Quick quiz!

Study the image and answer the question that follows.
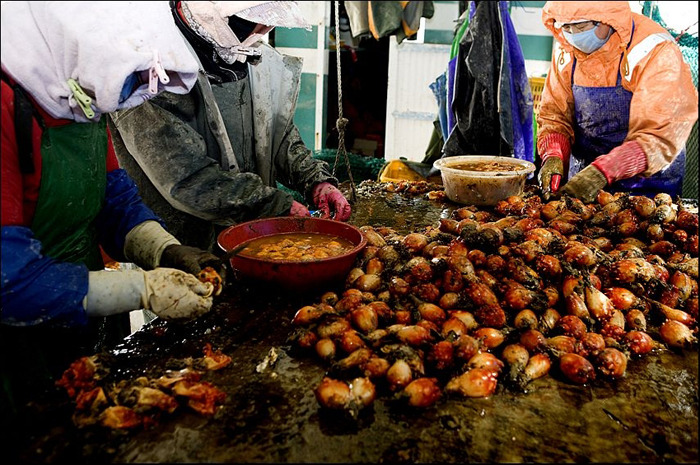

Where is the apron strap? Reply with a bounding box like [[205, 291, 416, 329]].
[[1, 70, 45, 175], [619, 21, 636, 83]]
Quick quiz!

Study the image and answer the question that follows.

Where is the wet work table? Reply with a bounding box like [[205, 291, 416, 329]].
[[10, 181, 699, 463]]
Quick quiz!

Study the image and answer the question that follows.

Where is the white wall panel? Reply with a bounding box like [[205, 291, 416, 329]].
[[385, 40, 451, 162]]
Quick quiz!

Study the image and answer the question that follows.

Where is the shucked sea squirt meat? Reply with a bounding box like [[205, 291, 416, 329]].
[[446, 160, 524, 172], [56, 343, 231, 429], [237, 232, 355, 261]]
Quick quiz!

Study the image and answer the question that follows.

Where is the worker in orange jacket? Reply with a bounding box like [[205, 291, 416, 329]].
[[537, 1, 697, 202]]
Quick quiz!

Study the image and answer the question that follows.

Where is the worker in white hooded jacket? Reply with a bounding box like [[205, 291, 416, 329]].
[[1, 1, 224, 426], [108, 1, 352, 253]]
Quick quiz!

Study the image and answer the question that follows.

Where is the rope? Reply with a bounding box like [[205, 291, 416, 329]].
[[675, 20, 698, 43], [333, 0, 357, 202]]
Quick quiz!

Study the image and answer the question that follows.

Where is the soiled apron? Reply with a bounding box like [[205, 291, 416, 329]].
[[1, 120, 129, 421], [569, 22, 685, 198]]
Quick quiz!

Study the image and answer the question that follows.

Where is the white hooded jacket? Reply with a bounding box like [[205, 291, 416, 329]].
[[1, 1, 200, 122]]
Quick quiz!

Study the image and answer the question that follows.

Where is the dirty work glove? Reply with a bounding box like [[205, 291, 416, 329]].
[[84, 269, 213, 321], [289, 200, 311, 217], [537, 133, 571, 196], [125, 221, 226, 285], [312, 182, 352, 221], [538, 156, 564, 195], [560, 165, 608, 203], [159, 244, 225, 279]]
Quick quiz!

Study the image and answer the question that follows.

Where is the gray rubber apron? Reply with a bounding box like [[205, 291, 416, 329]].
[[569, 21, 685, 198], [1, 120, 128, 419]]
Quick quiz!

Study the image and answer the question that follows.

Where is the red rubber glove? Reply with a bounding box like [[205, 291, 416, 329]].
[[289, 200, 311, 217], [312, 182, 352, 221], [591, 141, 648, 184]]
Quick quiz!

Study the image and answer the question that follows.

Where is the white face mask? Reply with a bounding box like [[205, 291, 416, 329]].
[[563, 24, 612, 54]]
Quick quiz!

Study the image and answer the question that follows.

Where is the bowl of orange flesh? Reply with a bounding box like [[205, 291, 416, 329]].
[[433, 156, 535, 206], [217, 217, 367, 292]]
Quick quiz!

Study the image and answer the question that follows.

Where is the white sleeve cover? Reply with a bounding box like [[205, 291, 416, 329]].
[[83, 269, 148, 317], [123, 220, 181, 270], [83, 268, 214, 320]]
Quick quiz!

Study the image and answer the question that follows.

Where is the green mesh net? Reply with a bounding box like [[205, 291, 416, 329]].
[[312, 149, 387, 183], [276, 183, 305, 203], [642, 1, 698, 199]]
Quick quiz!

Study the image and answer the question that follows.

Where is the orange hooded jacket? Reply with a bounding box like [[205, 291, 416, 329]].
[[537, 1, 697, 177]]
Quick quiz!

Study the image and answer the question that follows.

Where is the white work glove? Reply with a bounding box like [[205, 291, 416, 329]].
[[84, 269, 214, 321]]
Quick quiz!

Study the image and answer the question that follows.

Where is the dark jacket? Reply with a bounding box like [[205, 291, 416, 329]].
[[109, 43, 337, 251]]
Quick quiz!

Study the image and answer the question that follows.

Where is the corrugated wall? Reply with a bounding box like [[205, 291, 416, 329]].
[[381, 2, 450, 161], [385, 41, 453, 161], [384, 2, 457, 161]]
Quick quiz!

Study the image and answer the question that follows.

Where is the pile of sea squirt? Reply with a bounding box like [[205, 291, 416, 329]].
[[289, 189, 698, 414]]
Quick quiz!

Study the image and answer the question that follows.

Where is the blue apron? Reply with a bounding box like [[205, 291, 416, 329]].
[[570, 21, 685, 198]]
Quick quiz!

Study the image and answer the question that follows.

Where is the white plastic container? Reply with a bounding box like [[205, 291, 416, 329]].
[[433, 156, 536, 206]]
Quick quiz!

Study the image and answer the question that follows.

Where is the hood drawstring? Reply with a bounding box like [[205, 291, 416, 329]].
[[620, 45, 630, 78], [148, 50, 170, 95], [67, 78, 95, 119], [620, 21, 636, 80], [558, 48, 566, 66]]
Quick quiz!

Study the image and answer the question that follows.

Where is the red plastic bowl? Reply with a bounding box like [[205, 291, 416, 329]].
[[217, 217, 367, 291]]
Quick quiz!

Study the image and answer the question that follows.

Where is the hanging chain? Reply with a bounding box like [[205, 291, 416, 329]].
[[333, 0, 357, 202]]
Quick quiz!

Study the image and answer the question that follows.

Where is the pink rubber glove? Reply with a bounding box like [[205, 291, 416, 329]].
[[289, 200, 311, 217], [312, 182, 352, 221]]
